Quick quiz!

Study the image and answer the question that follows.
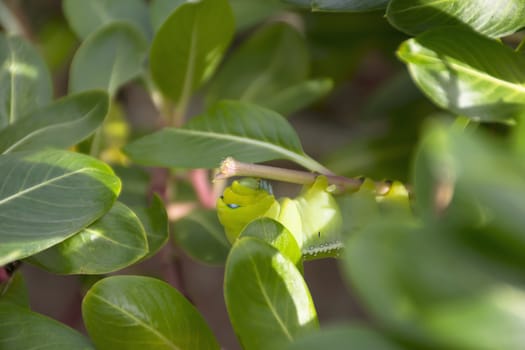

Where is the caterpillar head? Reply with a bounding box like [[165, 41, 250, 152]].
[[217, 178, 280, 243]]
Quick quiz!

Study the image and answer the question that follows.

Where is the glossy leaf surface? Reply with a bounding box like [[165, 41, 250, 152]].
[[0, 91, 109, 154], [0, 150, 120, 265], [240, 218, 302, 267], [284, 0, 389, 12], [29, 202, 148, 274], [0, 302, 94, 350], [150, 0, 234, 104], [398, 27, 525, 122], [0, 34, 52, 129], [224, 238, 318, 349], [387, 0, 525, 37], [173, 209, 230, 265], [63, 0, 151, 39], [124, 101, 328, 172], [69, 22, 148, 96], [83, 275, 219, 350]]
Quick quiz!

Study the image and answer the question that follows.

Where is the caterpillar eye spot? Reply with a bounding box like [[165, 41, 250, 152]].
[[227, 203, 240, 209]]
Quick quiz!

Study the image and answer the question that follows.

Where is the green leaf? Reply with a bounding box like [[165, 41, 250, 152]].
[[0, 34, 53, 130], [173, 209, 230, 265], [0, 302, 94, 350], [0, 149, 121, 265], [149, 0, 186, 32], [63, 0, 152, 39], [112, 165, 150, 207], [343, 217, 525, 349], [224, 237, 318, 349], [283, 0, 389, 12], [69, 22, 148, 96], [206, 23, 313, 114], [229, 0, 288, 30], [387, 0, 525, 38], [402, 228, 525, 350], [342, 218, 434, 344], [124, 100, 329, 172], [28, 202, 148, 274], [240, 218, 302, 267], [263, 78, 333, 116], [82, 275, 220, 350], [150, 0, 234, 104], [414, 122, 525, 267], [0, 91, 109, 154], [282, 324, 404, 350], [397, 27, 525, 123], [0, 272, 29, 308], [134, 195, 169, 260]]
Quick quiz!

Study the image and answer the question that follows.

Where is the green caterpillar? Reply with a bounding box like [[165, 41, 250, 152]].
[[217, 177, 343, 258]]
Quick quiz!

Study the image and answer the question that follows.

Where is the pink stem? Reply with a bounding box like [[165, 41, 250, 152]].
[[190, 169, 216, 208]]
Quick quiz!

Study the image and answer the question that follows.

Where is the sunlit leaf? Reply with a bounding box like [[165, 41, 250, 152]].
[[124, 101, 329, 172], [150, 0, 234, 104], [0, 149, 120, 265], [224, 238, 318, 349], [240, 218, 302, 267], [387, 0, 525, 37], [83, 275, 219, 350], [29, 202, 148, 274], [0, 91, 109, 154], [398, 27, 525, 122]]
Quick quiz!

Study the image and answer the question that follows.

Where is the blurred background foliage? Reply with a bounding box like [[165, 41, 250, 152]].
[[0, 0, 436, 348], [4, 0, 525, 349]]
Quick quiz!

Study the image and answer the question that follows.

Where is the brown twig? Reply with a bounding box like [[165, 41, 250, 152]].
[[214, 157, 392, 194]]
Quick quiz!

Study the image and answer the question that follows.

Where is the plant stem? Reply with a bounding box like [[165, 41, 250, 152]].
[[215, 157, 391, 194], [89, 128, 103, 157]]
